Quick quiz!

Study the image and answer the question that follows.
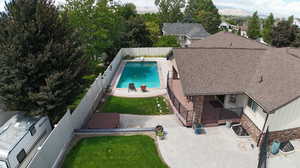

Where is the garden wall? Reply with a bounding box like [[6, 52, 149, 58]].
[[27, 47, 171, 168]]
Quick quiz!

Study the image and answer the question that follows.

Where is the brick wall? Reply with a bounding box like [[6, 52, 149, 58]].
[[269, 127, 300, 143], [240, 114, 262, 143], [241, 114, 300, 144]]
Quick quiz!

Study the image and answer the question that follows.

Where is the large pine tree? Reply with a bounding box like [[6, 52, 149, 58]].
[[184, 0, 221, 34], [247, 11, 261, 39], [0, 0, 87, 121], [262, 13, 274, 44], [272, 20, 297, 47]]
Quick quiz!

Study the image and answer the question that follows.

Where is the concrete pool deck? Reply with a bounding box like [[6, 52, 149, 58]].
[[110, 58, 171, 97]]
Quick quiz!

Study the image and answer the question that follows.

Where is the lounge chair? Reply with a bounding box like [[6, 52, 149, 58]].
[[141, 85, 147, 92], [128, 83, 136, 92]]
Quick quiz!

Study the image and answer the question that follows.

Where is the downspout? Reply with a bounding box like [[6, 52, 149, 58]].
[[257, 112, 269, 147]]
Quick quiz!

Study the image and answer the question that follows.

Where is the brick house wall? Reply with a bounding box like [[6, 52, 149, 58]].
[[240, 114, 262, 143], [269, 127, 300, 143]]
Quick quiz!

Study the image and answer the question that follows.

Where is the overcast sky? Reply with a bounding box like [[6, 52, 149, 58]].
[[0, 0, 300, 18]]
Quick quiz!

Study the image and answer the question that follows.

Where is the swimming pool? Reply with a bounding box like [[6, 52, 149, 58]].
[[117, 62, 161, 88]]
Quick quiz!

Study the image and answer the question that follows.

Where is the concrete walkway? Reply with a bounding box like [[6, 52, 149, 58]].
[[268, 139, 300, 168], [120, 114, 258, 168]]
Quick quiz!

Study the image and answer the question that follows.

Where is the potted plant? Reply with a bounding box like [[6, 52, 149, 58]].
[[157, 130, 165, 140], [193, 123, 202, 135], [155, 125, 165, 140], [155, 125, 164, 132]]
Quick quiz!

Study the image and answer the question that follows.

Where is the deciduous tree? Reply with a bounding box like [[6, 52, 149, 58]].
[[184, 0, 221, 34], [155, 0, 185, 23], [154, 35, 180, 47]]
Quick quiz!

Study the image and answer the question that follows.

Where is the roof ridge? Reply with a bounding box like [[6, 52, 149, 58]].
[[175, 47, 267, 50], [286, 48, 300, 60], [221, 32, 270, 47]]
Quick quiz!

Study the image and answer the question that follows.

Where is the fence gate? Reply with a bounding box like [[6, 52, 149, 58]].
[[258, 128, 269, 168]]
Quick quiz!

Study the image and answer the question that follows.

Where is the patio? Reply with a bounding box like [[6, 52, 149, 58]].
[[118, 114, 258, 168], [268, 139, 300, 168], [167, 78, 242, 127]]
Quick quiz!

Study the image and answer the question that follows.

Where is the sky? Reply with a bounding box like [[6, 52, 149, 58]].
[[0, 0, 300, 18]]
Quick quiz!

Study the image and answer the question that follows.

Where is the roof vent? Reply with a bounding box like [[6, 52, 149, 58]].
[[229, 42, 232, 47], [259, 76, 263, 83]]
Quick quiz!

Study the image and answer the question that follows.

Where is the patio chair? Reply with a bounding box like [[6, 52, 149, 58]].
[[141, 85, 147, 92], [128, 83, 136, 92]]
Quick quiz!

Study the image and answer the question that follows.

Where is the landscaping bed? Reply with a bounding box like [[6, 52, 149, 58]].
[[63, 135, 168, 168], [100, 96, 170, 115]]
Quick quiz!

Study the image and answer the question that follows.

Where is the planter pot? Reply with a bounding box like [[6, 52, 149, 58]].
[[271, 141, 281, 155], [194, 128, 201, 135], [159, 135, 165, 140]]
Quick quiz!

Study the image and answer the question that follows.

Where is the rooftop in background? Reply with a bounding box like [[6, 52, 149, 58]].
[[0, 114, 40, 160], [174, 32, 300, 113], [162, 23, 210, 39], [190, 31, 268, 48]]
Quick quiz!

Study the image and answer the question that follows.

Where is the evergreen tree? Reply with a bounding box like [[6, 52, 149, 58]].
[[262, 13, 274, 44], [155, 0, 185, 23], [120, 16, 153, 48], [272, 20, 296, 47], [247, 11, 261, 39], [184, 0, 221, 34], [0, 0, 87, 121], [288, 15, 294, 26]]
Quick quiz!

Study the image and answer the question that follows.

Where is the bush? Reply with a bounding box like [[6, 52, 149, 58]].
[[154, 35, 180, 47]]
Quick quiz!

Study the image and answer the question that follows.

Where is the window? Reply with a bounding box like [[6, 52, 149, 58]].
[[247, 98, 258, 112], [29, 126, 36, 136], [229, 95, 237, 104], [17, 149, 26, 163]]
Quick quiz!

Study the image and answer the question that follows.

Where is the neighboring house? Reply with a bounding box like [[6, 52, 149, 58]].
[[162, 23, 210, 48], [168, 32, 300, 144], [219, 21, 232, 30], [0, 114, 52, 168], [293, 18, 300, 27], [219, 21, 239, 32]]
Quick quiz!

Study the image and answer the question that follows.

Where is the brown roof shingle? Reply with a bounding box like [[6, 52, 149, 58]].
[[190, 31, 269, 49], [174, 33, 300, 113]]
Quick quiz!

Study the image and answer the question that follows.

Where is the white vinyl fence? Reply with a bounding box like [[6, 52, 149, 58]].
[[122, 47, 172, 57], [27, 48, 172, 168]]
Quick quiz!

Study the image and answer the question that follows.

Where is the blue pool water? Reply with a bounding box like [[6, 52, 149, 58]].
[[117, 62, 161, 88]]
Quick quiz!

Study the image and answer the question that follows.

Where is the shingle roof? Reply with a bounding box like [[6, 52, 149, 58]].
[[162, 23, 210, 39], [174, 32, 300, 113], [190, 31, 268, 48]]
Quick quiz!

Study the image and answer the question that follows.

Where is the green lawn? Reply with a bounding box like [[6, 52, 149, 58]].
[[100, 96, 170, 115], [63, 135, 168, 168]]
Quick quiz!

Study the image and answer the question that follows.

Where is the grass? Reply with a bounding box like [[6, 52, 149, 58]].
[[63, 135, 168, 168], [100, 96, 170, 115]]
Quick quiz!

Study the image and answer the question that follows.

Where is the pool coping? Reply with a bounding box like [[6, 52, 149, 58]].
[[110, 58, 169, 98]]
